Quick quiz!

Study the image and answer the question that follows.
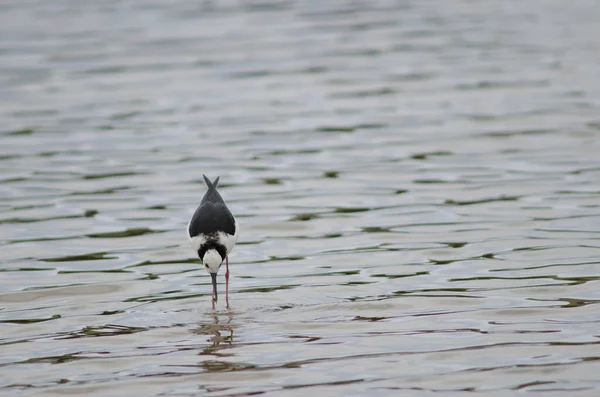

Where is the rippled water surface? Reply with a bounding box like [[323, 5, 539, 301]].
[[2, 1, 600, 396]]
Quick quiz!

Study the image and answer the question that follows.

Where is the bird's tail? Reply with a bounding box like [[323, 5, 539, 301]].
[[203, 174, 220, 190]]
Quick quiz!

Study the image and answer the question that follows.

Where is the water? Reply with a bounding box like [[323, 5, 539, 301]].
[[2, 0, 600, 396]]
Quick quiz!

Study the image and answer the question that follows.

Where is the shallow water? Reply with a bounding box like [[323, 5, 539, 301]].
[[2, 1, 600, 396]]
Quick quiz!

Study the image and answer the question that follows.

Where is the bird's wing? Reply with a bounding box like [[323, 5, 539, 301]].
[[188, 202, 236, 237], [200, 176, 226, 205]]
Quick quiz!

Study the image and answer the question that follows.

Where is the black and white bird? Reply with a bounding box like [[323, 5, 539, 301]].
[[188, 175, 238, 308]]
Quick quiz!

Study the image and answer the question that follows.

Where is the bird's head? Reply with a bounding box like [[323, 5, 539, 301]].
[[201, 249, 223, 274], [200, 248, 223, 304]]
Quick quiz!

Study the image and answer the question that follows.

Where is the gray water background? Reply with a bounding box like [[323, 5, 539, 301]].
[[2, 0, 600, 396]]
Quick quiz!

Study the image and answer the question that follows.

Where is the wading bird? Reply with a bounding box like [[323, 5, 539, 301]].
[[188, 175, 238, 308]]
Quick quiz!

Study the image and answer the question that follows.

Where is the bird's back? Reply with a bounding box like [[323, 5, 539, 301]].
[[201, 188, 226, 206], [188, 201, 236, 237], [188, 175, 236, 238]]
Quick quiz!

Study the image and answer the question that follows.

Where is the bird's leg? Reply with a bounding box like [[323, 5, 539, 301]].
[[225, 256, 230, 308]]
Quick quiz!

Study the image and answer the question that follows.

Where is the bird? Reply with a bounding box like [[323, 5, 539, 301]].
[[187, 175, 238, 308]]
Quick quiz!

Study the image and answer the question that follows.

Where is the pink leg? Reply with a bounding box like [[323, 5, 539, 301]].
[[225, 256, 230, 307]]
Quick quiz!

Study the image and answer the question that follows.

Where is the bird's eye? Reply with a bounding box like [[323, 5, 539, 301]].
[[205, 264, 209, 268]]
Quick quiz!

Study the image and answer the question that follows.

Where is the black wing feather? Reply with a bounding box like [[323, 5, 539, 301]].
[[188, 201, 236, 237], [201, 174, 226, 205]]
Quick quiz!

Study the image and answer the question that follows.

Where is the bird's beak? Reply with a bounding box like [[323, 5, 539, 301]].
[[210, 272, 218, 303]]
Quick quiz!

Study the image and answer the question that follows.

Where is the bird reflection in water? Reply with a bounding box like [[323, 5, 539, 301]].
[[191, 310, 236, 356]]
